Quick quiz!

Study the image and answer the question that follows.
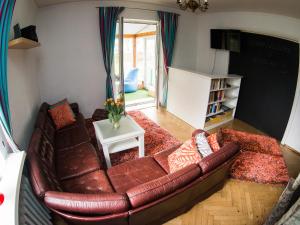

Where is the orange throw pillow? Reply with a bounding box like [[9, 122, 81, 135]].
[[48, 100, 76, 130], [207, 133, 221, 152], [168, 138, 202, 173]]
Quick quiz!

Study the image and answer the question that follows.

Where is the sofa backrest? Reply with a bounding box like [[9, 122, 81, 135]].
[[126, 164, 201, 208], [35, 103, 56, 143], [39, 102, 50, 113], [199, 142, 240, 174], [27, 128, 62, 198]]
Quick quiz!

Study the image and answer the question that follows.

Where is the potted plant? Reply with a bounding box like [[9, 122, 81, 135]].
[[104, 98, 124, 129]]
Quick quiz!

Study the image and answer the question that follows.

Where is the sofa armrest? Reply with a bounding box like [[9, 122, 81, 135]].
[[126, 164, 201, 208], [199, 142, 240, 174], [92, 108, 109, 121], [44, 191, 129, 215], [69, 103, 79, 114]]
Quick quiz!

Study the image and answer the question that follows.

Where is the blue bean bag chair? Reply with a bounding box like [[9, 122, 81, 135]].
[[124, 68, 139, 93]]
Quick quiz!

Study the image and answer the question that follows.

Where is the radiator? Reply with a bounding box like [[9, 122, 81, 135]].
[[19, 176, 52, 225]]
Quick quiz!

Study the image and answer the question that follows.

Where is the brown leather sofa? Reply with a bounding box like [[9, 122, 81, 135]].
[[27, 103, 240, 225]]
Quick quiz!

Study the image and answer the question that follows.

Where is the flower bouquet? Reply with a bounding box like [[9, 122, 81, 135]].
[[104, 98, 125, 129]]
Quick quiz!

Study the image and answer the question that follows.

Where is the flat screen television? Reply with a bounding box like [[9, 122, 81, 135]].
[[211, 29, 241, 52]]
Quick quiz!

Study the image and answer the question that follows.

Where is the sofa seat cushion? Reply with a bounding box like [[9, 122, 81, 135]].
[[55, 125, 90, 150], [56, 143, 101, 180], [199, 142, 240, 174], [107, 157, 167, 193], [153, 145, 181, 173], [126, 164, 201, 208], [62, 170, 114, 194]]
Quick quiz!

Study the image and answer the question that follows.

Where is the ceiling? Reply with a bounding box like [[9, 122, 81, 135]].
[[34, 0, 300, 19], [124, 23, 156, 35]]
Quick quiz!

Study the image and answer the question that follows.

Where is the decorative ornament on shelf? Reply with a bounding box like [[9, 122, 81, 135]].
[[177, 0, 209, 12], [104, 97, 125, 129]]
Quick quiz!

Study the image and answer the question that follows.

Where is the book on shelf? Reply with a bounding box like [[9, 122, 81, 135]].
[[209, 90, 225, 102], [210, 79, 228, 90], [207, 102, 222, 115]]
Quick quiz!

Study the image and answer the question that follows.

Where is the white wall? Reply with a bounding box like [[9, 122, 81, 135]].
[[8, 0, 41, 150], [195, 12, 300, 150], [36, 0, 198, 117]]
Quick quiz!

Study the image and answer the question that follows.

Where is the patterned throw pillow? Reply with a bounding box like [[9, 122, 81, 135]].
[[168, 139, 202, 173], [207, 133, 221, 152], [195, 132, 213, 157], [48, 99, 76, 130]]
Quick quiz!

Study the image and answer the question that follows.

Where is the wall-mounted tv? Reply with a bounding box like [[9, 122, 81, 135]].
[[211, 29, 241, 53]]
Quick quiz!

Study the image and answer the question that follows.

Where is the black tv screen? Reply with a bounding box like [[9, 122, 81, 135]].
[[211, 29, 241, 53]]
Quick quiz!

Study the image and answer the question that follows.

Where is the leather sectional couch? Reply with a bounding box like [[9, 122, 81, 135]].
[[27, 103, 240, 225]]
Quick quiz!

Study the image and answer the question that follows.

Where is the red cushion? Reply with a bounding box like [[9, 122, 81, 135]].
[[168, 139, 202, 173], [48, 99, 76, 130], [207, 133, 221, 152], [153, 145, 181, 173]]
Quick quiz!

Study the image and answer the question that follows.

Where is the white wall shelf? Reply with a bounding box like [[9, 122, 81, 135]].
[[208, 97, 238, 105], [9, 38, 40, 49], [210, 86, 240, 92], [167, 67, 242, 130]]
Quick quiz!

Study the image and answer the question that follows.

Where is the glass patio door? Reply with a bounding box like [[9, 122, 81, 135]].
[[114, 17, 125, 103], [114, 19, 160, 109]]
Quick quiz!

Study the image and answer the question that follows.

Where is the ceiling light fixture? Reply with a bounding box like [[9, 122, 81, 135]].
[[177, 0, 209, 12]]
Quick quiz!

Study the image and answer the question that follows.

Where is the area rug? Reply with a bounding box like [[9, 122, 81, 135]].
[[231, 151, 289, 184], [222, 129, 290, 185], [86, 113, 289, 184], [86, 110, 182, 168]]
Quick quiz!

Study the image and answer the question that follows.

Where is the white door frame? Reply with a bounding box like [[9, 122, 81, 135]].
[[119, 19, 160, 109]]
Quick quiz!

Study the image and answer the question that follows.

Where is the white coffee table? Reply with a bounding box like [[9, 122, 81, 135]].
[[93, 115, 145, 168]]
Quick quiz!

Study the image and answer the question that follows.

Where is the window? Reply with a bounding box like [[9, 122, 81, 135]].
[[123, 38, 134, 75]]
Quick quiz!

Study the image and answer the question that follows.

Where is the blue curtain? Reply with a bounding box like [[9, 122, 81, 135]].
[[99, 7, 124, 99], [0, 0, 15, 134], [157, 11, 179, 107]]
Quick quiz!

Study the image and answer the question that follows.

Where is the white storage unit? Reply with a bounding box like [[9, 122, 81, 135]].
[[167, 67, 242, 130]]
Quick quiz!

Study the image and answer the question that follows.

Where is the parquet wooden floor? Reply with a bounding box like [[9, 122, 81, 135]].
[[164, 179, 284, 225], [54, 107, 300, 225], [141, 107, 299, 225]]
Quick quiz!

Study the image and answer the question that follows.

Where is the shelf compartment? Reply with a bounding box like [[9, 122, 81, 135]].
[[210, 86, 240, 92], [205, 110, 234, 126], [208, 97, 238, 105], [206, 110, 224, 117], [9, 37, 40, 49]]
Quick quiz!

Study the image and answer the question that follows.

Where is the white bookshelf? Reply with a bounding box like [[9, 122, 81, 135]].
[[167, 67, 242, 131]]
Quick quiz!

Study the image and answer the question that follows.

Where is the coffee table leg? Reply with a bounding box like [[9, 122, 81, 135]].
[[102, 144, 112, 168], [138, 135, 145, 157]]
